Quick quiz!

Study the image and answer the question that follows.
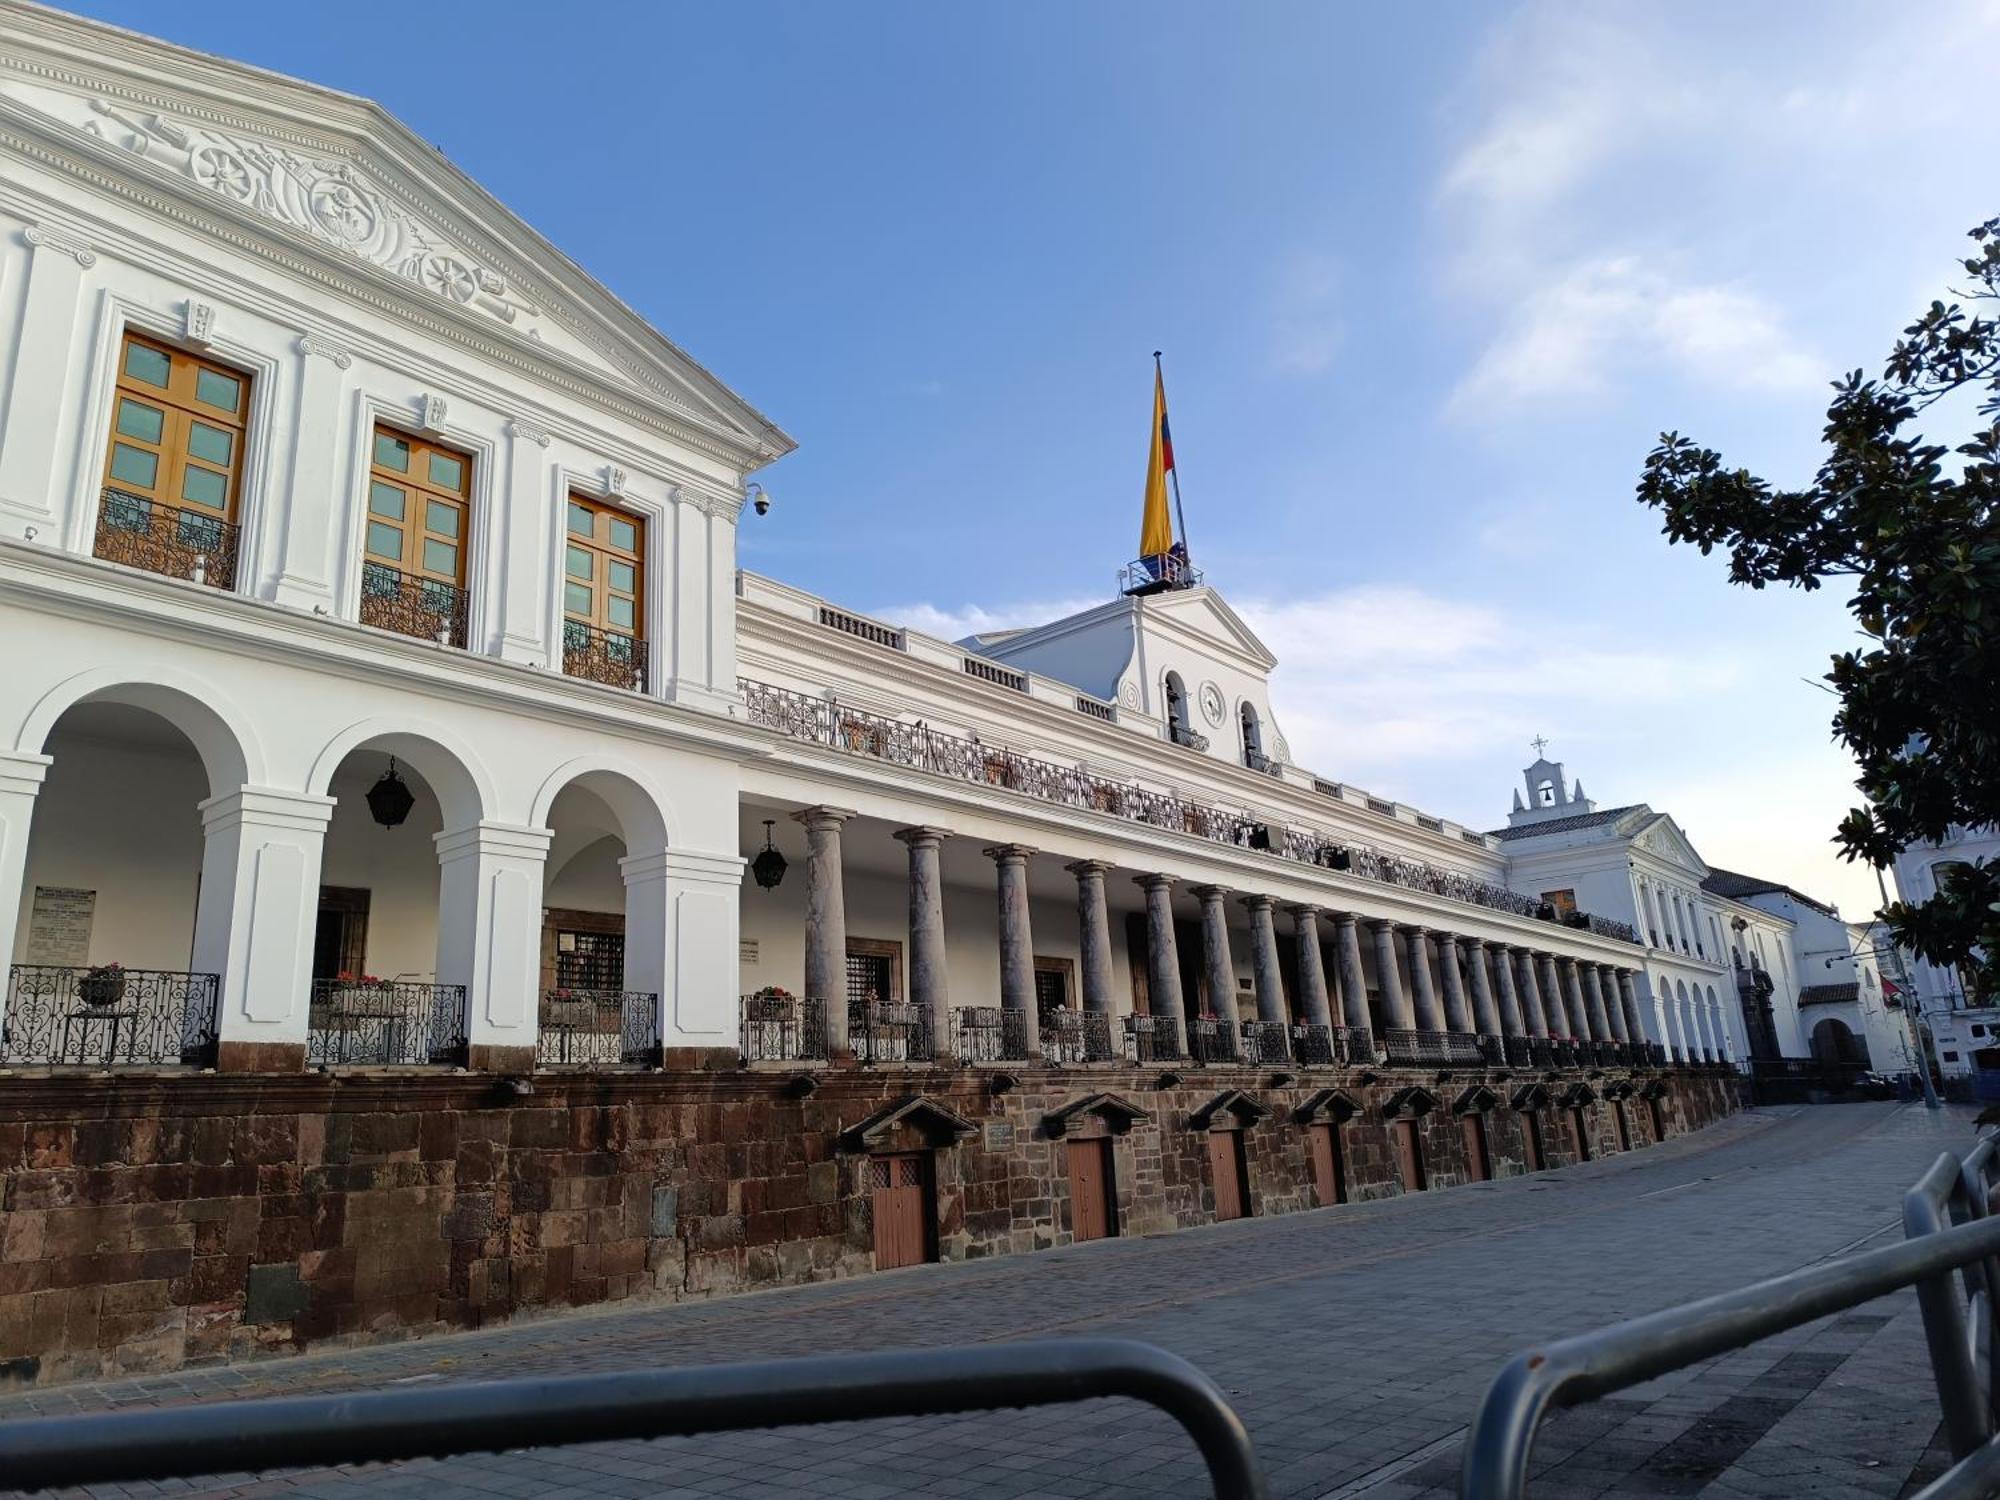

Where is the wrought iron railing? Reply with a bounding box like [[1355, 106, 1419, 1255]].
[[848, 1000, 934, 1064], [1475, 1033, 1507, 1067], [1041, 1007, 1115, 1064], [1333, 1024, 1377, 1065], [306, 980, 467, 1066], [740, 993, 828, 1062], [360, 561, 469, 648], [1437, 1030, 1483, 1067], [1239, 1019, 1292, 1065], [1169, 723, 1212, 752], [537, 989, 658, 1067], [0, 966, 219, 1067], [740, 679, 1641, 944], [93, 489, 239, 591], [1382, 1028, 1451, 1068], [1188, 1017, 1241, 1065], [1123, 1013, 1184, 1063], [1243, 750, 1283, 778], [1290, 1023, 1336, 1067], [562, 620, 647, 693], [1548, 1040, 1578, 1070], [951, 1005, 1029, 1063], [1504, 1035, 1534, 1068]]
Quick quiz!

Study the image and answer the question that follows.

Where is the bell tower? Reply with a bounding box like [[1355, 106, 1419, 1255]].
[[1507, 739, 1594, 829]]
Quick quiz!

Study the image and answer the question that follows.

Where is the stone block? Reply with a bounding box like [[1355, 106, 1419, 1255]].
[[243, 1263, 310, 1326]]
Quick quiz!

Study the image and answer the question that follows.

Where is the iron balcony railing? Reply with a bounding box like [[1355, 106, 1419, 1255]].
[[0, 965, 219, 1068], [1476, 1034, 1507, 1067], [740, 993, 828, 1062], [1526, 1038, 1556, 1069], [1240, 1019, 1292, 1065], [306, 980, 468, 1066], [849, 1000, 934, 1064], [562, 620, 648, 693], [1169, 723, 1212, 752], [1243, 750, 1283, 778], [951, 1005, 1029, 1063], [360, 560, 470, 648], [1439, 1030, 1484, 1067], [1123, 1012, 1185, 1063], [1381, 1028, 1447, 1068], [1188, 1016, 1241, 1065], [537, 989, 659, 1067], [1333, 1024, 1377, 1065], [740, 679, 1641, 944], [1503, 1035, 1534, 1068], [1290, 1022, 1336, 1067], [1041, 1007, 1116, 1064], [94, 489, 239, 591]]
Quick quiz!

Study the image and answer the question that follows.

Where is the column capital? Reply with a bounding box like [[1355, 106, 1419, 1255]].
[[1133, 872, 1175, 893], [1065, 858, 1115, 878], [1189, 883, 1231, 902], [982, 842, 1036, 864], [893, 825, 952, 849], [433, 820, 553, 863], [197, 785, 337, 836], [1237, 892, 1276, 913], [1402, 922, 1430, 937], [1366, 915, 1397, 932], [1331, 909, 1361, 929], [1463, 935, 1487, 952], [792, 804, 856, 831], [1286, 902, 1323, 920], [0, 749, 52, 799]]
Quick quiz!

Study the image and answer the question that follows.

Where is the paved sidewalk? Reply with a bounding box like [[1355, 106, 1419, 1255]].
[[0, 1102, 1975, 1499]]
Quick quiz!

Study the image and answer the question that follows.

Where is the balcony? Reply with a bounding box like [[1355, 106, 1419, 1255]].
[[1042, 1008, 1115, 1064], [848, 1000, 934, 1064], [1289, 1023, 1336, 1067], [537, 989, 659, 1067], [0, 965, 219, 1068], [1504, 1035, 1534, 1068], [562, 621, 647, 694], [951, 1005, 1029, 1063], [1381, 1028, 1446, 1068], [94, 489, 239, 591], [1188, 1016, 1241, 1065], [1122, 1013, 1184, 1063], [1169, 723, 1212, 752], [1240, 1019, 1292, 1065], [1333, 1025, 1378, 1065], [1243, 750, 1283, 778], [1476, 1034, 1507, 1067], [740, 992, 828, 1062], [1439, 1031, 1484, 1067], [360, 560, 469, 647], [306, 980, 467, 1066]]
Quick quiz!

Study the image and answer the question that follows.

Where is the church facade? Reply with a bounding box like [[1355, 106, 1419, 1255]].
[[0, 3, 1740, 1384]]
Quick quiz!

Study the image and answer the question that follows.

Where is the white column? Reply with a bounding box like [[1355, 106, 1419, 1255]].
[[192, 786, 337, 1070], [271, 335, 353, 610], [620, 845, 747, 1058], [492, 418, 551, 663], [0, 751, 52, 1016], [664, 494, 734, 713], [0, 227, 91, 539], [436, 822, 552, 1069]]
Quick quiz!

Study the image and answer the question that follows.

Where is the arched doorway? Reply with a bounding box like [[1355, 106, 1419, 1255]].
[[1811, 1016, 1868, 1068]]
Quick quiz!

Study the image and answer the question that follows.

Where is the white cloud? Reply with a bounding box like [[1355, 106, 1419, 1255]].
[[872, 596, 1101, 645]]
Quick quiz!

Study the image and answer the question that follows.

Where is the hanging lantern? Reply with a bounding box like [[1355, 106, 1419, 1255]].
[[751, 819, 788, 891], [366, 757, 416, 829]]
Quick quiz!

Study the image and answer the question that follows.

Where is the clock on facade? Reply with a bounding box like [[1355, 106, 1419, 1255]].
[[1199, 682, 1226, 727]]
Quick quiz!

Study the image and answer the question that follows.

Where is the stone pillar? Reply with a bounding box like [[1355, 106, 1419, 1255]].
[[1289, 906, 1333, 1030], [1539, 955, 1566, 1036], [987, 844, 1040, 1058], [1516, 949, 1549, 1037], [436, 821, 554, 1072], [1489, 942, 1525, 1036], [1618, 971, 1645, 1050], [1136, 874, 1187, 1042], [1463, 938, 1502, 1036], [1334, 913, 1373, 1036], [1598, 965, 1629, 1043], [0, 751, 51, 1030], [1192, 885, 1241, 1027], [1067, 860, 1116, 1014], [896, 827, 952, 1058], [1559, 959, 1593, 1042], [793, 806, 854, 1054], [1242, 895, 1288, 1026], [1581, 963, 1610, 1043], [1370, 919, 1413, 1030], [183, 786, 336, 1073], [620, 845, 746, 1061], [1438, 934, 1473, 1033], [1405, 927, 1443, 1032]]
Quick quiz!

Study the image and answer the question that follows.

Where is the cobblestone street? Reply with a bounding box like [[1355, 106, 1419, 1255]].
[[0, 1102, 1973, 1500]]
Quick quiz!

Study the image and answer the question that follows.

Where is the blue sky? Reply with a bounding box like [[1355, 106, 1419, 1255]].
[[60, 0, 2000, 918]]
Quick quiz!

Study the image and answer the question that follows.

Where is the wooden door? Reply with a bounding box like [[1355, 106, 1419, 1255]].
[[1460, 1114, 1490, 1183], [1569, 1108, 1591, 1162], [870, 1152, 932, 1269], [1394, 1119, 1426, 1192], [1067, 1138, 1116, 1241], [1310, 1121, 1348, 1207], [1650, 1099, 1668, 1140], [1208, 1130, 1248, 1220], [1521, 1112, 1544, 1172], [1612, 1102, 1632, 1152]]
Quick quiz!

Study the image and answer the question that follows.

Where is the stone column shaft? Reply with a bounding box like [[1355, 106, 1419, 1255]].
[[1539, 955, 1566, 1036], [1516, 950, 1549, 1038], [1067, 860, 1116, 1014], [1243, 895, 1288, 1025], [1464, 939, 1502, 1036], [897, 827, 952, 1057], [1438, 935, 1473, 1032], [1559, 959, 1592, 1042], [987, 844, 1039, 1057], [795, 807, 854, 1053], [1598, 965, 1629, 1043], [1335, 914, 1373, 1036], [1618, 971, 1645, 1049], [1406, 928, 1443, 1032], [1581, 963, 1610, 1043], [1137, 875, 1187, 1043], [1192, 885, 1241, 1026], [1372, 920, 1413, 1030], [1490, 943, 1525, 1036], [1290, 906, 1333, 1029]]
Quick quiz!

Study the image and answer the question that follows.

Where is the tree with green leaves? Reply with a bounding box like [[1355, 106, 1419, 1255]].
[[1637, 216, 2000, 1001]]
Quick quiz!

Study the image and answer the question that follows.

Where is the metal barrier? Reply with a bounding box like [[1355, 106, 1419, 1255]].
[[0, 1337, 1265, 1498], [1460, 1133, 2000, 1498]]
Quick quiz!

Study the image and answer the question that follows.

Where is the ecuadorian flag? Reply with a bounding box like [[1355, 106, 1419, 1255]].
[[1139, 364, 1176, 561]]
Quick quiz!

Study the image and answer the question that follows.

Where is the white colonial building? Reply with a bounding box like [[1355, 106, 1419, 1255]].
[[1893, 825, 2000, 1084], [2, 0, 1719, 1083]]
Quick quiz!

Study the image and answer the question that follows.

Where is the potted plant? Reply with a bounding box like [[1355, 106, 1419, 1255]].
[[78, 961, 126, 1007]]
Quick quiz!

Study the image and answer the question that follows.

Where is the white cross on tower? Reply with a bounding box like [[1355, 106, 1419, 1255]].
[[1530, 735, 1550, 758]]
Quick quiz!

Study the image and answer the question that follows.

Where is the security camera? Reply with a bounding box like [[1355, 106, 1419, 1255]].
[[747, 482, 771, 517]]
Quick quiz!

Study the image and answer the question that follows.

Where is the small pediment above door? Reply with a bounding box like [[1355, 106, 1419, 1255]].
[[1510, 1082, 1551, 1110], [1452, 1084, 1502, 1116], [1293, 1087, 1362, 1124], [1382, 1084, 1440, 1118], [837, 1093, 978, 1152], [1188, 1089, 1268, 1131], [1042, 1092, 1152, 1139], [1557, 1083, 1598, 1108]]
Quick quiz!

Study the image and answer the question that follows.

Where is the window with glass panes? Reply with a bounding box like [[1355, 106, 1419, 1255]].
[[102, 331, 249, 525], [366, 427, 471, 588], [563, 496, 644, 640]]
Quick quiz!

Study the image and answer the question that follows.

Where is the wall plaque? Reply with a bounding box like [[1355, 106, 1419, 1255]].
[[984, 1121, 1015, 1150], [25, 886, 95, 965]]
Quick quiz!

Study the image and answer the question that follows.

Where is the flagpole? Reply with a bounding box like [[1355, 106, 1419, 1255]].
[[1154, 350, 1191, 572]]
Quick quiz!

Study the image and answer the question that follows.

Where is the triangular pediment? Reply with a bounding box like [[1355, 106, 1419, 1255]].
[[1293, 1087, 1362, 1124], [0, 11, 791, 465], [837, 1094, 978, 1152], [1042, 1092, 1151, 1138], [1143, 587, 1280, 673], [1557, 1083, 1598, 1108], [1510, 1082, 1551, 1109], [1382, 1084, 1440, 1118], [1632, 815, 1709, 876], [1452, 1085, 1502, 1116], [1188, 1089, 1268, 1131]]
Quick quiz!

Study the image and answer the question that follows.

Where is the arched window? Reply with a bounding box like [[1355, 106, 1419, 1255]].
[[1240, 702, 1265, 769], [1164, 672, 1191, 746], [1536, 779, 1557, 807]]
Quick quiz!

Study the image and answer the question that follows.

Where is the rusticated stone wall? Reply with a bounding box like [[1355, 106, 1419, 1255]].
[[0, 1064, 1742, 1387]]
